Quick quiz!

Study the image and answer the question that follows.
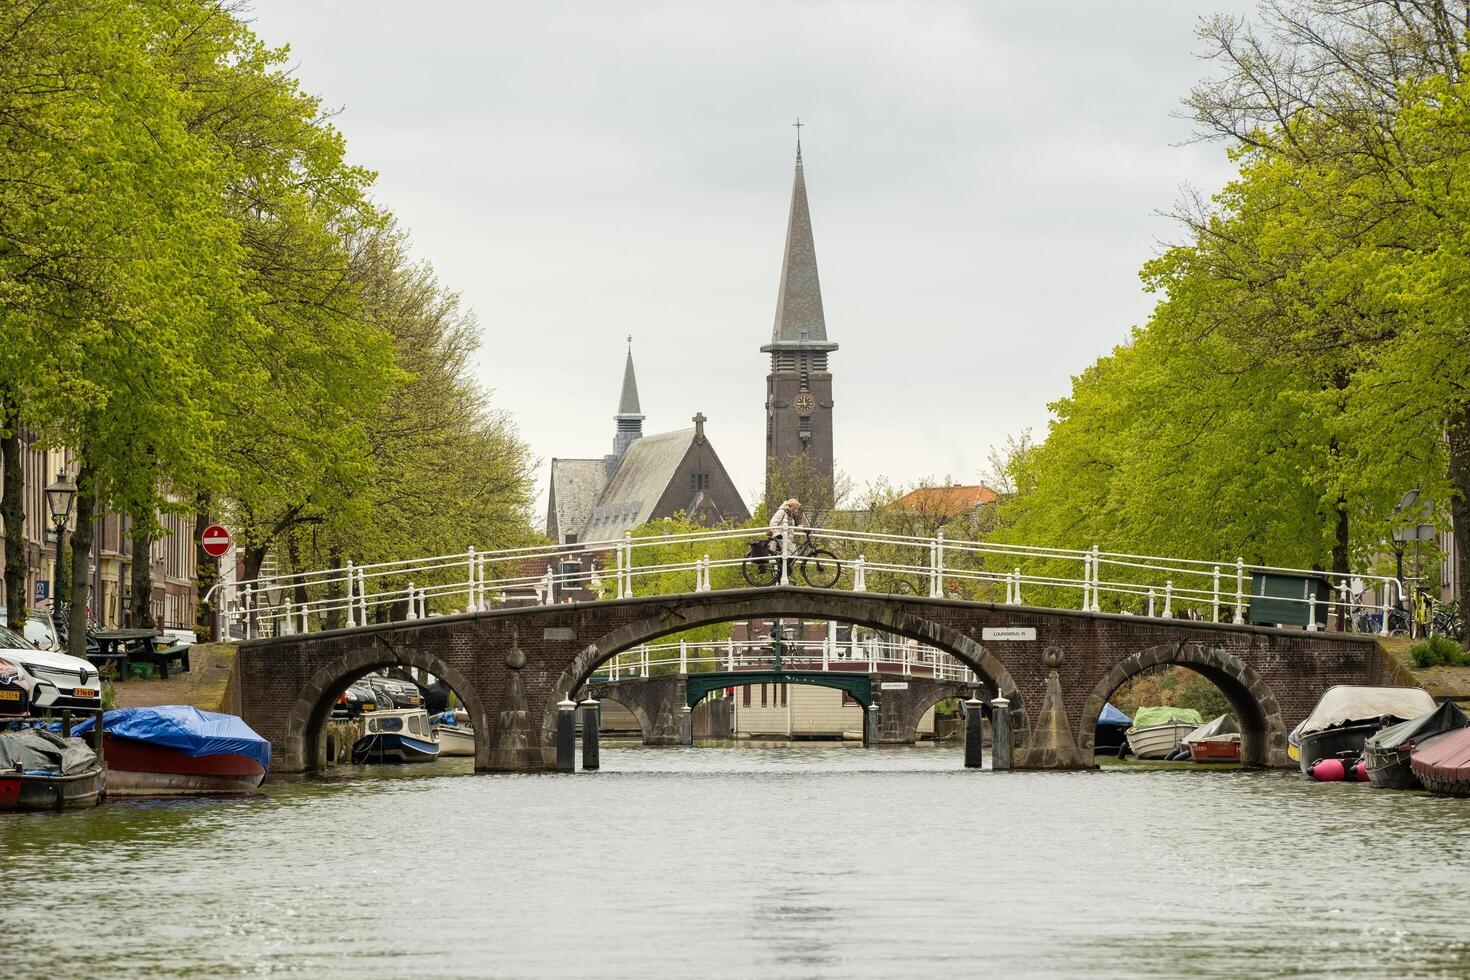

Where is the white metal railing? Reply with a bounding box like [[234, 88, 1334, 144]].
[[204, 525, 1405, 641], [591, 634, 979, 684]]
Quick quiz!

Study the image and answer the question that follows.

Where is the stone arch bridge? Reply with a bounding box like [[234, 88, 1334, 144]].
[[231, 586, 1396, 773]]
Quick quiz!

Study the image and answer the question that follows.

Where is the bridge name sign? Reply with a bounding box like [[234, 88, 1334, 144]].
[[983, 627, 1036, 641], [880, 681, 909, 690]]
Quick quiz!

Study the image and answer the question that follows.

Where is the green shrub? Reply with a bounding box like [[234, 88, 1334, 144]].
[[1411, 636, 1469, 668]]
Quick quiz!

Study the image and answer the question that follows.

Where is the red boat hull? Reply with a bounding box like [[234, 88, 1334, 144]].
[[1188, 739, 1242, 762], [103, 734, 265, 795]]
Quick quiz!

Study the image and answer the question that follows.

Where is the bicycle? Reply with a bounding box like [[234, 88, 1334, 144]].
[[741, 530, 841, 589]]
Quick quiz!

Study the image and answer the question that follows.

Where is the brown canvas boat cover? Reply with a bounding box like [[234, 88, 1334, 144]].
[[1410, 727, 1470, 781], [1365, 701, 1469, 752], [1184, 714, 1240, 743], [1297, 686, 1436, 735], [0, 729, 98, 774]]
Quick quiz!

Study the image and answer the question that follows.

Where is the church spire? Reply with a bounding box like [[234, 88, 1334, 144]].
[[764, 130, 835, 352], [612, 338, 644, 462]]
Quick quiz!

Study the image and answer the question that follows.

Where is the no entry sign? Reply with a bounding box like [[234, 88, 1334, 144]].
[[201, 524, 232, 559]]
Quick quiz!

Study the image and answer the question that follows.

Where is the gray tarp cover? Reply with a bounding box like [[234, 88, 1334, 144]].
[[0, 729, 98, 774], [1297, 686, 1437, 735], [1364, 701, 1469, 751], [1184, 714, 1240, 743]]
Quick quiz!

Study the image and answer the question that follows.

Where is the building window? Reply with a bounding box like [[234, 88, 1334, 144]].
[[761, 684, 767, 707], [742, 686, 751, 707], [779, 684, 787, 707], [843, 691, 858, 706], [689, 473, 710, 491]]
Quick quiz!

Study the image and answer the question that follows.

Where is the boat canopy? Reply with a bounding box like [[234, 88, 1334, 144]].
[[1097, 703, 1132, 727], [0, 729, 97, 774], [72, 705, 271, 770], [1297, 686, 1437, 736], [1184, 714, 1240, 743], [1410, 726, 1470, 781], [1365, 701, 1469, 752], [1130, 706, 1203, 729]]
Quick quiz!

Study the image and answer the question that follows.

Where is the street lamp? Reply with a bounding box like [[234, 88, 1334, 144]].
[[44, 472, 75, 628]]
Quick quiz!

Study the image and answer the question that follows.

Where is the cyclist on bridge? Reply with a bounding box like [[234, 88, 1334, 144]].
[[767, 497, 806, 573]]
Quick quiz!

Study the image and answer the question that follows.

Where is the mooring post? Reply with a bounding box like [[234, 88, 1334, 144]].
[[964, 695, 984, 769], [990, 696, 1013, 771], [865, 701, 880, 748], [556, 697, 577, 772], [580, 696, 600, 771], [680, 704, 693, 746]]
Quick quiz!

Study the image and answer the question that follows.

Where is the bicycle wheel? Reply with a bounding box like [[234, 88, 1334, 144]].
[[742, 556, 780, 588], [799, 549, 842, 589]]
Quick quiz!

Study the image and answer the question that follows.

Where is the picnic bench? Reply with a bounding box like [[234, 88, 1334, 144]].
[[87, 630, 192, 681]]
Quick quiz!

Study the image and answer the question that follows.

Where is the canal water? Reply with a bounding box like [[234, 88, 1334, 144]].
[[5, 744, 1469, 978]]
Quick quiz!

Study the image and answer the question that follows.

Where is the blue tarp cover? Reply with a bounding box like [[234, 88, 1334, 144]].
[[1098, 703, 1132, 727], [72, 706, 270, 770]]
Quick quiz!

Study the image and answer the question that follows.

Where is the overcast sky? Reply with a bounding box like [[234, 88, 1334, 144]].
[[247, 1, 1257, 519]]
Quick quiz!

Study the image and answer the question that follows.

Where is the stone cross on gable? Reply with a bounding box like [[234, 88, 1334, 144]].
[[692, 412, 706, 440]]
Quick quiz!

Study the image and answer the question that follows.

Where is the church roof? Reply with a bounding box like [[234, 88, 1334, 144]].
[[581, 428, 697, 541], [617, 349, 643, 417], [548, 458, 608, 544], [766, 151, 836, 351]]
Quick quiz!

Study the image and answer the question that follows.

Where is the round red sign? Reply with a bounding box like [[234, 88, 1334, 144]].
[[201, 523, 232, 559]]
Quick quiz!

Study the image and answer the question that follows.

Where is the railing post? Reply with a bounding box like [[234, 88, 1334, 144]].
[[1379, 582, 1392, 636], [903, 642, 912, 676], [1307, 592, 1319, 631], [1161, 581, 1173, 619], [868, 636, 877, 673], [1339, 578, 1351, 632], [1234, 557, 1246, 625], [405, 582, 417, 620], [419, 589, 428, 619], [853, 555, 866, 592], [1212, 565, 1222, 623], [623, 533, 634, 598], [467, 547, 476, 611], [930, 532, 945, 598], [615, 538, 625, 599], [679, 639, 688, 674], [824, 621, 834, 670], [344, 562, 356, 628], [849, 628, 858, 662], [1090, 544, 1101, 612], [1012, 568, 1022, 605], [1147, 588, 1156, 618], [1081, 553, 1092, 611], [726, 637, 735, 671], [282, 598, 294, 635], [358, 568, 368, 623], [300, 602, 310, 634], [1004, 572, 1013, 605], [641, 645, 648, 678]]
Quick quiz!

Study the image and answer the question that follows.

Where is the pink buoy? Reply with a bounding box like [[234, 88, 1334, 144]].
[[1308, 758, 1345, 781], [1350, 761, 1368, 782]]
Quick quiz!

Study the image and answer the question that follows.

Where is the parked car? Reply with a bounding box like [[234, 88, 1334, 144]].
[[0, 625, 102, 717], [332, 681, 382, 719], [0, 610, 61, 652], [367, 677, 423, 709]]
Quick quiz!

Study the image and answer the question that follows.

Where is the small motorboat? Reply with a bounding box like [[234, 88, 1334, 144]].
[[1409, 726, 1470, 797], [71, 706, 271, 796], [1364, 702, 1469, 790], [1183, 714, 1241, 763], [0, 728, 104, 811], [1094, 703, 1132, 756], [431, 709, 475, 757], [1296, 686, 1437, 778], [352, 708, 439, 764], [1125, 706, 1204, 759]]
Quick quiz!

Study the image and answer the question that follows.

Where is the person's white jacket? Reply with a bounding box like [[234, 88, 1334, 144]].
[[768, 507, 801, 556]]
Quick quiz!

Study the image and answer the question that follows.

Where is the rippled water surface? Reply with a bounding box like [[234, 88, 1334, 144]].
[[5, 743, 1470, 978]]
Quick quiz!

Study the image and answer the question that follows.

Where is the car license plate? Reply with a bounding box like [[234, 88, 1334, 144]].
[[0, 690, 18, 701], [73, 688, 96, 698]]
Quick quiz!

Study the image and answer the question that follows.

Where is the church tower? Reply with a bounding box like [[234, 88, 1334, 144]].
[[763, 135, 836, 503], [608, 343, 644, 474]]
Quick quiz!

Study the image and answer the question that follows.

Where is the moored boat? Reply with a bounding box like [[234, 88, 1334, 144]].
[[1125, 706, 1203, 760], [1296, 686, 1437, 778], [1184, 714, 1241, 763], [72, 706, 271, 796], [352, 708, 439, 764], [431, 710, 475, 757], [1094, 703, 1132, 756], [1364, 702, 1469, 790], [0, 728, 104, 811], [1409, 726, 1470, 796]]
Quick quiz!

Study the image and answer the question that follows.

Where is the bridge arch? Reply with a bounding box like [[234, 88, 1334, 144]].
[[281, 634, 492, 774], [1079, 641, 1287, 768], [539, 590, 1029, 763], [897, 684, 979, 743]]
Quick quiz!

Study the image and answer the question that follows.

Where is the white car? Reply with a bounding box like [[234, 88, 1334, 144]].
[[0, 625, 102, 717], [0, 609, 61, 651]]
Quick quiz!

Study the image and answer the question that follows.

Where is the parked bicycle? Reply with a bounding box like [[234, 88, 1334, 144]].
[[742, 530, 841, 588]]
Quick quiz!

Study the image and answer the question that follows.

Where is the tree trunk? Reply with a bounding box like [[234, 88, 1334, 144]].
[[129, 518, 154, 630], [67, 465, 97, 660], [1, 401, 26, 625], [192, 495, 217, 636], [1448, 403, 1470, 608], [323, 546, 344, 630]]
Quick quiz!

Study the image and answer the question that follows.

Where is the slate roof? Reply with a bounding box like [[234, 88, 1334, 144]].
[[766, 153, 835, 350], [581, 428, 696, 541], [548, 458, 608, 544]]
